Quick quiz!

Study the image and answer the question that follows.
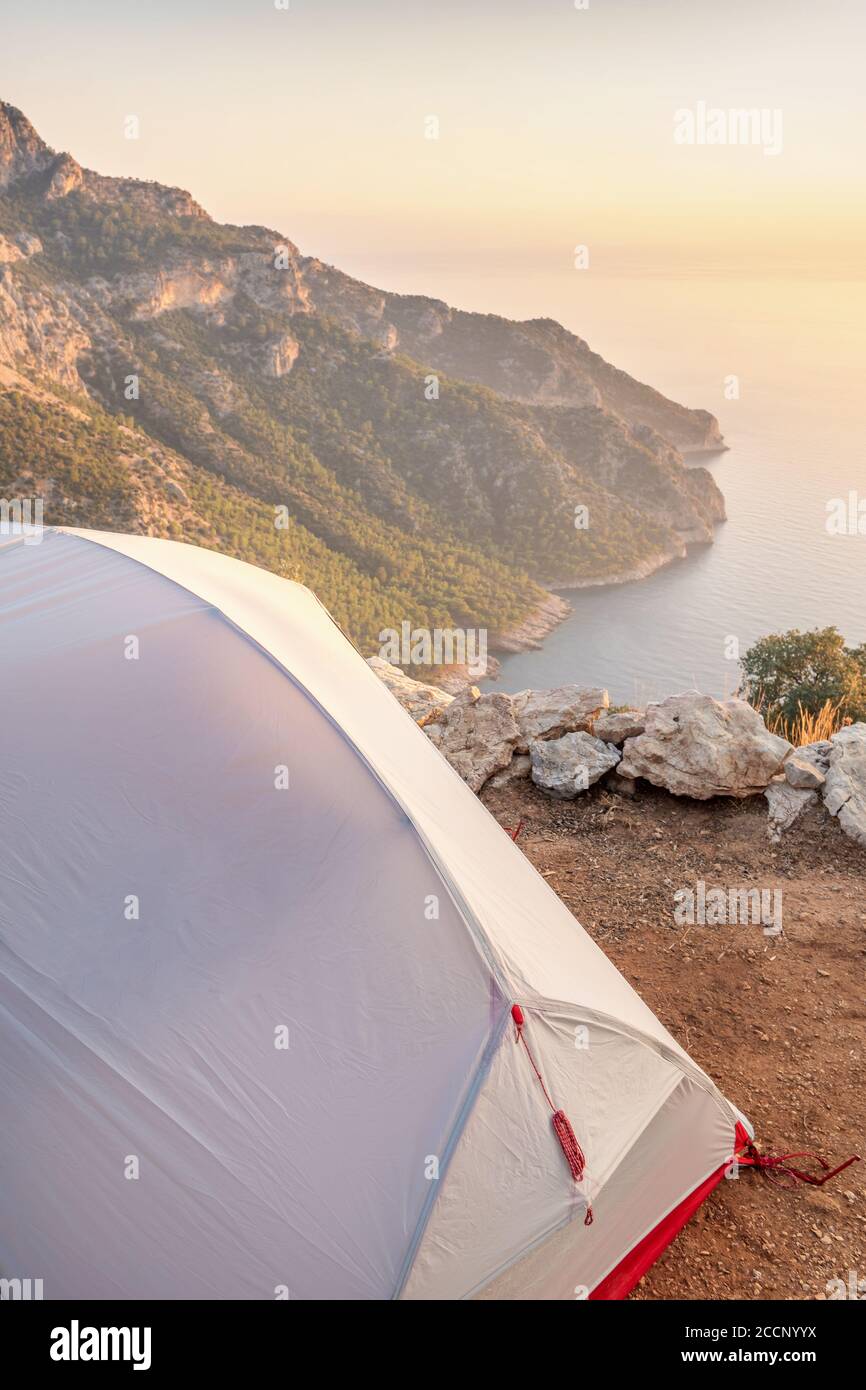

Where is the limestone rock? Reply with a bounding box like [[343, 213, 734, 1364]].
[[375, 322, 399, 353], [802, 739, 833, 767], [0, 102, 56, 189], [264, 332, 300, 378], [765, 781, 817, 842], [366, 657, 453, 725], [823, 724, 866, 846], [618, 692, 791, 799], [593, 709, 646, 744], [784, 746, 828, 790], [493, 593, 572, 653], [425, 689, 520, 792], [45, 152, 84, 200], [487, 754, 532, 790], [512, 685, 608, 752], [530, 732, 620, 799]]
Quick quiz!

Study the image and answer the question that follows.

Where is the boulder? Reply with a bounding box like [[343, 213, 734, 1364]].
[[799, 739, 833, 769], [487, 754, 532, 790], [765, 781, 817, 842], [530, 732, 620, 799], [784, 750, 827, 790], [593, 709, 646, 744], [511, 685, 608, 752], [367, 656, 454, 724], [425, 689, 520, 792], [823, 724, 866, 846], [618, 692, 791, 799]]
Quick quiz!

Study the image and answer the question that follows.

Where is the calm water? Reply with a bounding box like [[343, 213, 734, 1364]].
[[442, 273, 866, 704]]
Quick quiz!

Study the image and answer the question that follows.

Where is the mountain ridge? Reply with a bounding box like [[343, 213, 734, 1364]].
[[0, 100, 727, 660]]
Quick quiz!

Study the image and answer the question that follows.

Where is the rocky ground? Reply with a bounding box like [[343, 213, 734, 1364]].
[[481, 776, 866, 1301]]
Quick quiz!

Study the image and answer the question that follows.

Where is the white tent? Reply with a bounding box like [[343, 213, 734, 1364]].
[[0, 528, 750, 1300]]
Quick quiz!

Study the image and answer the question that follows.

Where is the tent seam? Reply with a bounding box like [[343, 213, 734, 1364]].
[[392, 1002, 512, 1300]]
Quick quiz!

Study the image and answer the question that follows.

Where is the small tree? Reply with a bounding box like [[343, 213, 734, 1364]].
[[740, 627, 866, 726]]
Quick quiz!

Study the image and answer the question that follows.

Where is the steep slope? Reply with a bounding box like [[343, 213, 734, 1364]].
[[0, 101, 726, 657], [302, 271, 726, 454]]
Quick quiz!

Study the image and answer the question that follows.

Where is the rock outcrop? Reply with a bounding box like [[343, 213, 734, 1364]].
[[45, 152, 84, 201], [784, 742, 831, 791], [424, 689, 520, 792], [487, 754, 532, 790], [0, 269, 92, 389], [618, 693, 791, 799], [367, 663, 614, 790], [493, 593, 572, 653], [765, 781, 818, 842], [592, 709, 646, 744], [511, 685, 608, 751], [366, 657, 454, 725], [366, 664, 866, 848], [823, 725, 866, 846], [0, 102, 56, 188], [263, 332, 300, 378], [530, 732, 620, 799]]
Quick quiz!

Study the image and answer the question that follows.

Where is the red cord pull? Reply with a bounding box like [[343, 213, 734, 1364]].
[[552, 1109, 586, 1181], [511, 1003, 594, 1224], [741, 1141, 860, 1189]]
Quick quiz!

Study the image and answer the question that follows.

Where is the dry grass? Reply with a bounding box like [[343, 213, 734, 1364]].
[[764, 698, 850, 746]]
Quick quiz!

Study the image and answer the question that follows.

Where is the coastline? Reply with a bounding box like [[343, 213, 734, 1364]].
[[489, 539, 695, 668], [487, 426, 729, 667], [539, 540, 692, 595], [491, 590, 572, 654], [680, 443, 730, 458]]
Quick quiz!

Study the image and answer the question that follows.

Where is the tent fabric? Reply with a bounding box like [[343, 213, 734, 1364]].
[[587, 1122, 752, 1301], [0, 528, 749, 1299]]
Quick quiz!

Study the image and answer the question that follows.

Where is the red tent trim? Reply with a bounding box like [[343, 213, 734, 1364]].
[[589, 1122, 750, 1301]]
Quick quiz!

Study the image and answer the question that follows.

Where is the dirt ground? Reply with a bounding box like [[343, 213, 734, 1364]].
[[480, 775, 866, 1301]]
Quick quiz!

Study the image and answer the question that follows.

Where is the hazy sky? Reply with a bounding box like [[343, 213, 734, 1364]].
[[2, 0, 864, 290]]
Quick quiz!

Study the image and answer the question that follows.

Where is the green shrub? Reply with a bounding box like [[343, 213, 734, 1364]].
[[740, 627, 866, 727]]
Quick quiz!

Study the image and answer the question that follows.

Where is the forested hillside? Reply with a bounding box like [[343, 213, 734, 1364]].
[[0, 100, 726, 655]]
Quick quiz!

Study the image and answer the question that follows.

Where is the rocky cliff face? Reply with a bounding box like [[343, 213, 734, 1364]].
[[0, 99, 728, 655], [301, 277, 726, 455], [0, 104, 56, 188]]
